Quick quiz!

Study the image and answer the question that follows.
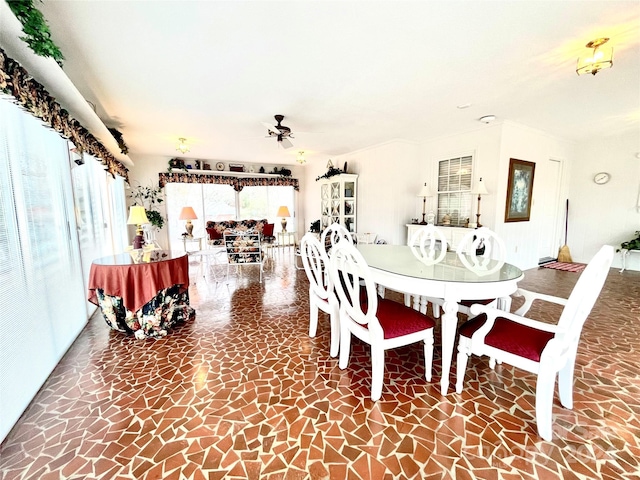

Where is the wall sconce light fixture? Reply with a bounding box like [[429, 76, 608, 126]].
[[297, 151, 306, 164]]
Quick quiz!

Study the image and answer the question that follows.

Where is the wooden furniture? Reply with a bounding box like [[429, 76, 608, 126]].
[[456, 245, 614, 440], [224, 231, 264, 283], [319, 174, 358, 234], [406, 224, 470, 249], [329, 242, 436, 401], [299, 234, 340, 357], [87, 250, 194, 338], [356, 244, 523, 395]]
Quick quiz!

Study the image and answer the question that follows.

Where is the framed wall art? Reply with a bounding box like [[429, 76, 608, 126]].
[[504, 158, 536, 222]]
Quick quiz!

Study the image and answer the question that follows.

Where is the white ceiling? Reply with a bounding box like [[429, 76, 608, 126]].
[[37, 0, 640, 166]]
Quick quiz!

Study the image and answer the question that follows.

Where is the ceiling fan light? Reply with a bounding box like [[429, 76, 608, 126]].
[[176, 137, 190, 154], [576, 38, 613, 76]]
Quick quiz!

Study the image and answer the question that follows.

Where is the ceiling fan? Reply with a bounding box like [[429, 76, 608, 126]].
[[262, 114, 294, 149]]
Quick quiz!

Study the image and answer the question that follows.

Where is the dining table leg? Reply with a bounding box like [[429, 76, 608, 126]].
[[439, 298, 459, 395]]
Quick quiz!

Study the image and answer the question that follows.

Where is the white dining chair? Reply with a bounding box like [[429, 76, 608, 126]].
[[428, 227, 509, 319], [320, 222, 353, 257], [456, 245, 614, 440], [404, 225, 448, 314], [299, 233, 340, 357], [329, 242, 436, 401]]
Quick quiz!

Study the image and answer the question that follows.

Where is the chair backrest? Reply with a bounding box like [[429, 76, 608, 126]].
[[321, 223, 354, 256], [409, 225, 448, 265], [224, 231, 262, 264], [329, 243, 379, 328], [556, 245, 614, 346], [456, 227, 506, 275], [300, 233, 332, 300]]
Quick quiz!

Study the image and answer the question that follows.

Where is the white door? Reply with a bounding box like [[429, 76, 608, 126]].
[[537, 159, 563, 261]]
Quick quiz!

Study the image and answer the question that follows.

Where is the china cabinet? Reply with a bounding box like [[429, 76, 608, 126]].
[[319, 174, 358, 233]]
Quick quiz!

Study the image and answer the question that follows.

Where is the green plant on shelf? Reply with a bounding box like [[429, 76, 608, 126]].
[[7, 0, 65, 66], [619, 231, 640, 252], [129, 184, 165, 230]]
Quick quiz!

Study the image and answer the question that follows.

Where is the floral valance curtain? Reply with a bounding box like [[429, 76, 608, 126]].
[[0, 48, 129, 182], [158, 172, 300, 192]]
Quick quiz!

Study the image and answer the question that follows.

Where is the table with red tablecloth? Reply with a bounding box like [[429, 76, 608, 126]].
[[88, 250, 195, 338]]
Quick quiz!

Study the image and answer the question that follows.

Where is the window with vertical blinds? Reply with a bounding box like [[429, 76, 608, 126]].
[[437, 155, 473, 226], [0, 98, 87, 442]]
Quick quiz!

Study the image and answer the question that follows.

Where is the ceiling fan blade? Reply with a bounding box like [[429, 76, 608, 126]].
[[280, 138, 293, 149]]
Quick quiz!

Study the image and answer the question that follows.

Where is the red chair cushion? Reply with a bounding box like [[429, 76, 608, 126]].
[[459, 298, 495, 308], [459, 314, 555, 362], [206, 227, 223, 240], [375, 298, 436, 339]]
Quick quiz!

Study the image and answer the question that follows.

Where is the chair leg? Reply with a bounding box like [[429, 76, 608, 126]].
[[338, 323, 351, 370], [309, 299, 319, 338], [370, 345, 384, 401], [328, 305, 340, 358], [423, 332, 434, 382], [455, 337, 471, 393], [558, 355, 576, 409], [535, 369, 557, 441]]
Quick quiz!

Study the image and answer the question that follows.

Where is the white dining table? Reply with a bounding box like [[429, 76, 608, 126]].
[[357, 244, 524, 395]]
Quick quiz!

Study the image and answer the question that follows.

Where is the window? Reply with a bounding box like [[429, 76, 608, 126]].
[[437, 155, 473, 227], [165, 183, 295, 251]]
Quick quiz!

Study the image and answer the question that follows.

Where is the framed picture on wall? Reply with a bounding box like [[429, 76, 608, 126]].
[[504, 158, 536, 222]]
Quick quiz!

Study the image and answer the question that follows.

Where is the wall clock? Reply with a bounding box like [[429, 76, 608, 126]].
[[593, 172, 611, 185], [215, 162, 225, 171]]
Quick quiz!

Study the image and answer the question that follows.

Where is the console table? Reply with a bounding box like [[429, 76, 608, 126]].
[[88, 250, 195, 338], [620, 248, 640, 273]]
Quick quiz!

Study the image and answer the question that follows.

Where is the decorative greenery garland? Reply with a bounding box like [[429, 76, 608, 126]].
[[108, 127, 129, 155], [7, 0, 64, 66]]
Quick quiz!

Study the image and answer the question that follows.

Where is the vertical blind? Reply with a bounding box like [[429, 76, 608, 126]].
[[0, 98, 93, 442], [0, 93, 128, 442]]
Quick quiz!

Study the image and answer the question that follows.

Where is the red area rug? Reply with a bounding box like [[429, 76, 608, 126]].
[[541, 261, 586, 273]]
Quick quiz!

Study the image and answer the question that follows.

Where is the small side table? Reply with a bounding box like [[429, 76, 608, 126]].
[[277, 231, 296, 253], [181, 236, 203, 253]]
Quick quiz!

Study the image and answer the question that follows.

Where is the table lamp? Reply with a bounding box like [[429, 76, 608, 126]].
[[127, 206, 149, 249], [277, 205, 291, 232], [471, 177, 489, 228], [179, 206, 198, 237], [417, 183, 432, 225]]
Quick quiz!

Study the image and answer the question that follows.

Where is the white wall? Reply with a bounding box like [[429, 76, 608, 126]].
[[496, 122, 576, 269], [568, 130, 640, 270], [300, 140, 420, 245]]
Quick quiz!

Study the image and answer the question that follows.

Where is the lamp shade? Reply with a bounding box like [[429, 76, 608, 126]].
[[179, 206, 198, 220], [127, 206, 149, 225], [472, 177, 489, 195], [417, 183, 432, 198], [276, 206, 291, 218]]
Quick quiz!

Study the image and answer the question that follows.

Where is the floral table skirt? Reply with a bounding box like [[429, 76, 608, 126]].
[[95, 284, 195, 338]]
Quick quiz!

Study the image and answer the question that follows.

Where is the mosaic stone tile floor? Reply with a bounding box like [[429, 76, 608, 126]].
[[1, 255, 639, 479]]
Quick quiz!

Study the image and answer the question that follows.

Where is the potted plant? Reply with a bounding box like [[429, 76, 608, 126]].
[[129, 184, 165, 230], [619, 231, 640, 251]]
